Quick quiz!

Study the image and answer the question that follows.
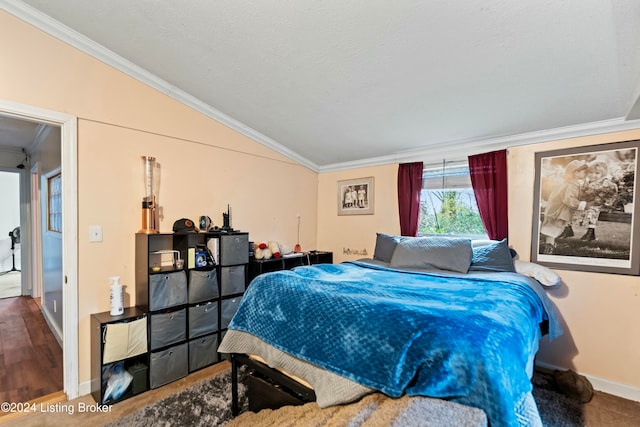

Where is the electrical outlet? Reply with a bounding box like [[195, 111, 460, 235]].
[[89, 225, 103, 242]]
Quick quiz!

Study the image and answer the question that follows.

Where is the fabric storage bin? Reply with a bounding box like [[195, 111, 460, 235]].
[[188, 302, 218, 338], [221, 297, 242, 329], [149, 271, 188, 311], [221, 266, 245, 296], [149, 343, 188, 388], [188, 269, 219, 303], [188, 333, 218, 372], [150, 308, 186, 350], [219, 234, 249, 266]]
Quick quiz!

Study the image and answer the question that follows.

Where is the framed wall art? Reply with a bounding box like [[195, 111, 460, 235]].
[[337, 177, 374, 215], [531, 139, 640, 275]]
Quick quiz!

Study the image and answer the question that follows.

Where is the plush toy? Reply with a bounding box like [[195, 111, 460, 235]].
[[268, 241, 281, 259], [254, 242, 272, 260], [253, 241, 294, 260]]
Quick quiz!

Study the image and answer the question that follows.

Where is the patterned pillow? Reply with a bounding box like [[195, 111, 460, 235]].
[[469, 238, 515, 272], [389, 237, 472, 273]]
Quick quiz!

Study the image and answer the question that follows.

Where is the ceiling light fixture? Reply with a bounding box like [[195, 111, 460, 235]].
[[16, 148, 28, 169]]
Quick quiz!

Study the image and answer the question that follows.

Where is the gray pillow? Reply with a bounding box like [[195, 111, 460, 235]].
[[469, 238, 515, 272], [389, 237, 472, 273], [373, 233, 403, 262]]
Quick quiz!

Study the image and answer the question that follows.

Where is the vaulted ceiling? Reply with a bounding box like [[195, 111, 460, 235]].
[[4, 1, 640, 171]]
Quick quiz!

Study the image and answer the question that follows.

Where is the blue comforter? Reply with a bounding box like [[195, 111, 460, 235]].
[[228, 261, 560, 426]]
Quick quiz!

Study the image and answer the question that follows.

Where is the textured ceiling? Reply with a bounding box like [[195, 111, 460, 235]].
[[5, 0, 640, 171], [0, 115, 44, 151]]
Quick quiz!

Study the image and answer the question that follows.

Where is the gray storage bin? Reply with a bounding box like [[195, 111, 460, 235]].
[[189, 334, 218, 372], [149, 343, 188, 388], [188, 302, 218, 338], [221, 266, 245, 296], [149, 271, 187, 310], [221, 297, 242, 329], [220, 234, 249, 266], [188, 269, 219, 303], [150, 308, 186, 350]]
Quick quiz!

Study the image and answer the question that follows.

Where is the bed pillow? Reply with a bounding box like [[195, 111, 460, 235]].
[[389, 236, 472, 273], [469, 238, 516, 272], [373, 233, 403, 262], [514, 260, 561, 287]]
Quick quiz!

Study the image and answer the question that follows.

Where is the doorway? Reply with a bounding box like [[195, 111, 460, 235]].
[[0, 171, 21, 298], [0, 100, 79, 400]]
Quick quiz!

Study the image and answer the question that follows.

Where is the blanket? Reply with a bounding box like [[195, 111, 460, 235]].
[[226, 262, 557, 426]]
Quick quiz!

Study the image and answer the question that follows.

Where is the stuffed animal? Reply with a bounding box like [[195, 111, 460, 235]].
[[254, 242, 272, 260], [253, 241, 294, 260], [268, 241, 281, 259]]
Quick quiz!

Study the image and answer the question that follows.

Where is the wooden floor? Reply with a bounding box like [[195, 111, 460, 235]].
[[0, 362, 230, 427], [0, 296, 63, 403]]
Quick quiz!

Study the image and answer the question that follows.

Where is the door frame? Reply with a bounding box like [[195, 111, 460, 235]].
[[0, 99, 79, 399], [30, 161, 43, 299]]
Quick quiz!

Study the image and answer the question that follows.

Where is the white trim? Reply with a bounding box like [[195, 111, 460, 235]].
[[18, 166, 29, 295], [0, 99, 79, 400], [536, 361, 640, 403], [30, 161, 42, 298], [319, 117, 640, 172], [41, 303, 62, 346], [78, 379, 92, 398], [6, 1, 640, 175]]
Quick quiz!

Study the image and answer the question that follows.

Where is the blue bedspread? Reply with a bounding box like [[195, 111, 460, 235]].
[[227, 261, 560, 426]]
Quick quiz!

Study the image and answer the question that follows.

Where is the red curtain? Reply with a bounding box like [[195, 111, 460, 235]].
[[468, 150, 508, 240], [397, 162, 423, 236]]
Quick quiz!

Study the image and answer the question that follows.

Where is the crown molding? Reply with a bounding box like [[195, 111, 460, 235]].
[[319, 117, 640, 173], [2, 0, 320, 172], [5, 1, 640, 175]]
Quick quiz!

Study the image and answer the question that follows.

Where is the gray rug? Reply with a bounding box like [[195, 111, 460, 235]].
[[532, 370, 585, 426], [106, 370, 583, 426], [104, 370, 248, 427]]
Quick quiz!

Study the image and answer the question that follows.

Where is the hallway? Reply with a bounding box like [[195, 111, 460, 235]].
[[0, 296, 63, 403], [0, 271, 21, 299]]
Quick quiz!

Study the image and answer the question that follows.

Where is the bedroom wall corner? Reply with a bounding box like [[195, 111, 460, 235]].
[[1, 9, 319, 389], [508, 129, 640, 400], [317, 164, 400, 263]]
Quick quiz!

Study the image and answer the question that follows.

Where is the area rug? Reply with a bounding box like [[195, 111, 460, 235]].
[[225, 392, 487, 427], [106, 369, 584, 427], [104, 370, 248, 427]]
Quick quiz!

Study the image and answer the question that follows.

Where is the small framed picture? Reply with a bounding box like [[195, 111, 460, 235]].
[[337, 177, 374, 215]]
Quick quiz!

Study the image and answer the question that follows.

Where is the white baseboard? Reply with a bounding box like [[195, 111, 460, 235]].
[[41, 304, 62, 347], [536, 361, 640, 403], [78, 379, 92, 398]]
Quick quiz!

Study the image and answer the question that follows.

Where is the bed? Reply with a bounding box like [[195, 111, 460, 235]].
[[218, 235, 563, 427]]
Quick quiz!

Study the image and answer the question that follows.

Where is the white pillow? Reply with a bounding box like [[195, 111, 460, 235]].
[[514, 260, 561, 287]]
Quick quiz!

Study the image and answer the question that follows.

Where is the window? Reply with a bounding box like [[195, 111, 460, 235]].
[[418, 163, 487, 238], [48, 173, 62, 233]]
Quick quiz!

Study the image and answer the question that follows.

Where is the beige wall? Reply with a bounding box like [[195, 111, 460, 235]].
[[1, 11, 318, 385], [508, 129, 640, 395], [318, 132, 640, 397], [318, 164, 400, 263], [3, 8, 639, 399]]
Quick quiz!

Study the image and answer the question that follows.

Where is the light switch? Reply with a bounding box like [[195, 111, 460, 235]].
[[89, 225, 103, 242]]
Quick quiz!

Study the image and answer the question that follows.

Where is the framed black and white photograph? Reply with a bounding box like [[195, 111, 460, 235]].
[[337, 177, 374, 215], [531, 139, 640, 275]]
